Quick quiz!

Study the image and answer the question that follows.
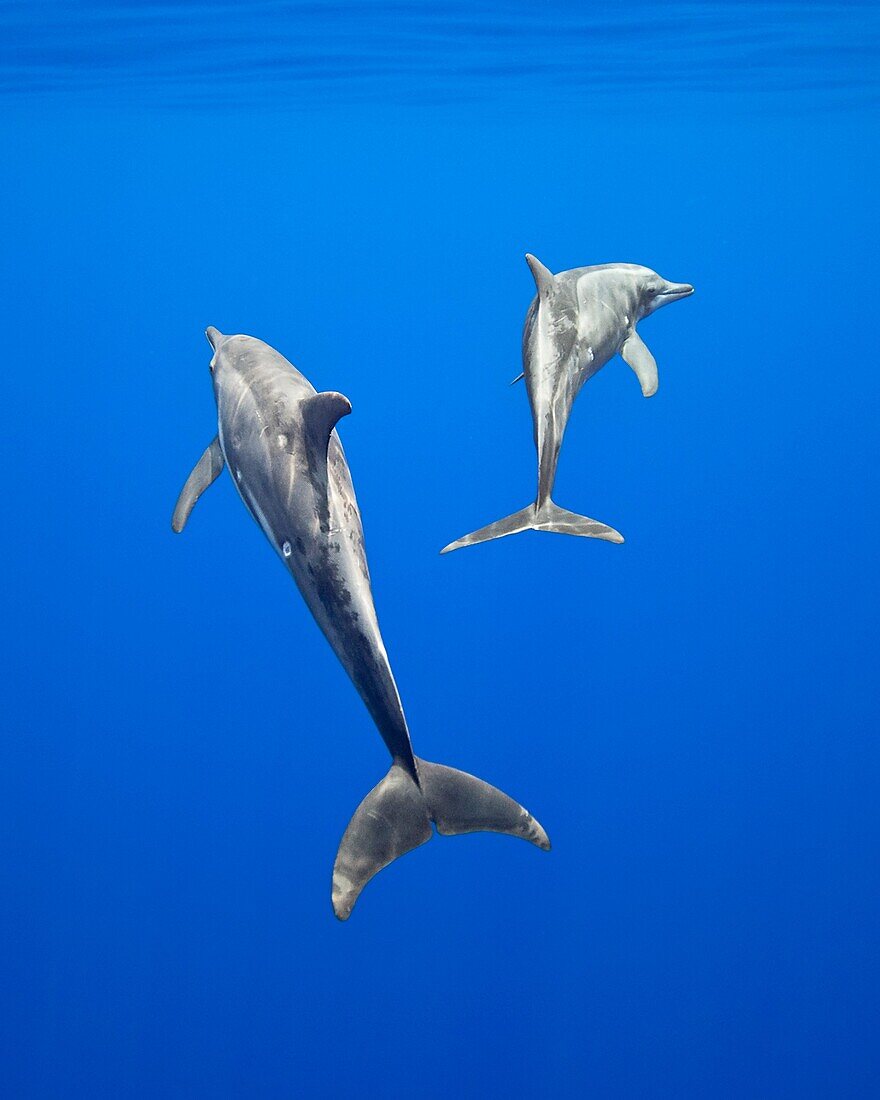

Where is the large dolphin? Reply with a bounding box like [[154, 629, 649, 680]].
[[172, 328, 549, 919], [441, 255, 694, 553]]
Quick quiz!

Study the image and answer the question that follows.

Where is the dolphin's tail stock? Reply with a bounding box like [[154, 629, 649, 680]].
[[331, 758, 549, 920], [439, 500, 624, 553]]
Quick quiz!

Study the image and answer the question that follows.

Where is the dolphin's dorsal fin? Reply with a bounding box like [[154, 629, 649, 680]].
[[620, 330, 659, 397], [302, 390, 352, 452], [171, 436, 225, 532], [525, 253, 554, 297]]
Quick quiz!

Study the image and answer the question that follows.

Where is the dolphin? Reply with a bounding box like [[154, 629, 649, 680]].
[[172, 328, 549, 919], [441, 255, 694, 553]]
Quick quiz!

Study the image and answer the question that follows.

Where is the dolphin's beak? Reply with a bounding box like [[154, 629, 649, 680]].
[[205, 326, 225, 350], [659, 283, 694, 303]]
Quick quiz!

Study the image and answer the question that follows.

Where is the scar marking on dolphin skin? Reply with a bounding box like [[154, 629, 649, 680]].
[[232, 381, 249, 425]]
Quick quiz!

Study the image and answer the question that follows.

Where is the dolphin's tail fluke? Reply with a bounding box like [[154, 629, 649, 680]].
[[331, 758, 549, 920], [439, 500, 624, 553]]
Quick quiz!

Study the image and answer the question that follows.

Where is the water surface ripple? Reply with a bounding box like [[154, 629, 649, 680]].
[[2, 1, 878, 108]]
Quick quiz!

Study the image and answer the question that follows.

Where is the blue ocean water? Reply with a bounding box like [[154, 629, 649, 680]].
[[2, 2, 879, 1096]]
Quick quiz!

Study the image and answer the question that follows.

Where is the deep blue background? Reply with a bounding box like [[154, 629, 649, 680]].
[[2, 4, 879, 1097]]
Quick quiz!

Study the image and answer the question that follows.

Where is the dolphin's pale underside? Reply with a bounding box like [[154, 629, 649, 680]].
[[172, 329, 549, 919], [442, 255, 694, 553]]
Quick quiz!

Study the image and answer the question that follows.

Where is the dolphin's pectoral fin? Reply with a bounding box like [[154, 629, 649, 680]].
[[302, 390, 353, 454], [621, 330, 659, 397], [171, 437, 225, 532], [525, 253, 554, 297]]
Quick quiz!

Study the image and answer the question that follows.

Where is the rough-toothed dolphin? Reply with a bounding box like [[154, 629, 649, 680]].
[[441, 256, 694, 553], [172, 328, 549, 919]]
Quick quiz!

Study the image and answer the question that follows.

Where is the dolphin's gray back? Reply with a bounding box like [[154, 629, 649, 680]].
[[522, 273, 586, 505], [213, 336, 413, 768], [522, 264, 642, 505]]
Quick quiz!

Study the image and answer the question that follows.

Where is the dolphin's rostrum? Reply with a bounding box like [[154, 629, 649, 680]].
[[172, 328, 549, 919], [441, 255, 694, 553]]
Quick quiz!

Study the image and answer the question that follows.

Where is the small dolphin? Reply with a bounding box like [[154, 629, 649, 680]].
[[441, 255, 694, 553], [173, 329, 549, 919]]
